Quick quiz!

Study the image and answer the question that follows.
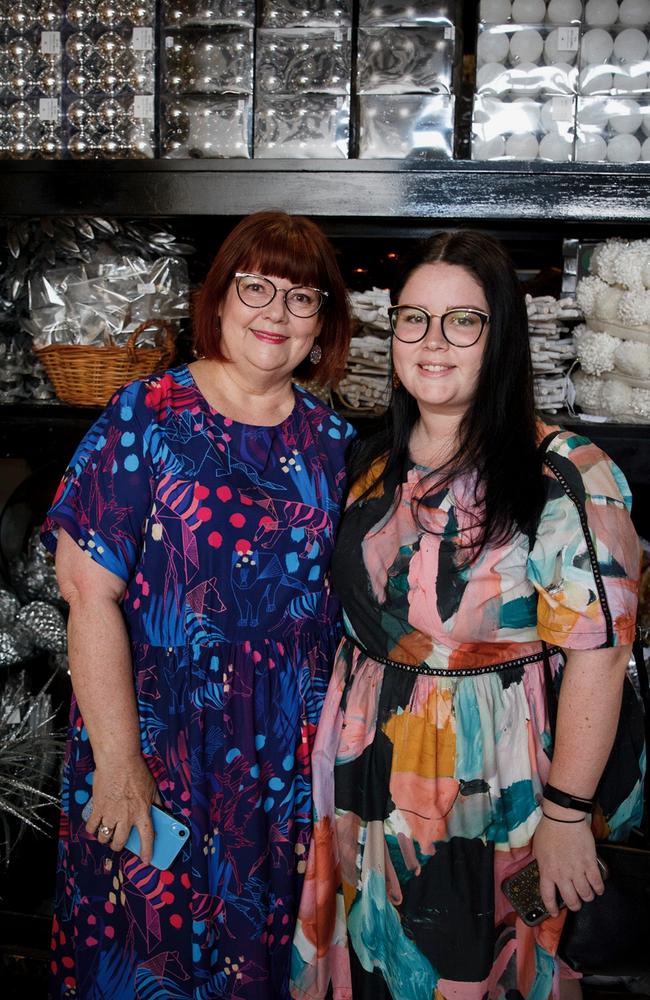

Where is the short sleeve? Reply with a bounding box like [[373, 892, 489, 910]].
[[40, 380, 154, 583], [527, 434, 639, 649]]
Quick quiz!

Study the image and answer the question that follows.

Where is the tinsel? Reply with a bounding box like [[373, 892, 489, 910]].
[[0, 672, 64, 861], [0, 590, 20, 629]]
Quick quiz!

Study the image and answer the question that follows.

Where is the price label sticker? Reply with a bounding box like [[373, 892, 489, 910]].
[[132, 27, 154, 51], [137, 282, 157, 294], [551, 96, 574, 121], [39, 98, 60, 121], [444, 26, 455, 41], [133, 95, 155, 119], [41, 31, 61, 55], [558, 27, 579, 52], [165, 35, 175, 48]]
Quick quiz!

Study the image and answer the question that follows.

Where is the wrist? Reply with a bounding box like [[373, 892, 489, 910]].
[[541, 804, 587, 823], [543, 782, 594, 814]]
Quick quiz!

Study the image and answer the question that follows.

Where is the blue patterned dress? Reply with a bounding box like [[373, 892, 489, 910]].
[[41, 365, 355, 1000]]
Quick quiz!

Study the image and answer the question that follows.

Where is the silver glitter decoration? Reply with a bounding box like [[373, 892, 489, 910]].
[[0, 625, 34, 667], [16, 601, 67, 654], [0, 591, 21, 629]]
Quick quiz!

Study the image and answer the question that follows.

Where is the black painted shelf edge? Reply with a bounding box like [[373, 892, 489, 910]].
[[3, 159, 649, 221]]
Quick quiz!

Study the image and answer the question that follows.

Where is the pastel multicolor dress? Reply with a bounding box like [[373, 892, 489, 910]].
[[290, 427, 643, 1000], [41, 365, 354, 1000]]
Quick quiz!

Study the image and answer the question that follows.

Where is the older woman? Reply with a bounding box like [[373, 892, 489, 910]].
[[42, 211, 354, 999], [291, 230, 643, 1000]]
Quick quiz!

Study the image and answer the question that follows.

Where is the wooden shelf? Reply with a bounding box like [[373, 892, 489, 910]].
[[3, 159, 650, 224]]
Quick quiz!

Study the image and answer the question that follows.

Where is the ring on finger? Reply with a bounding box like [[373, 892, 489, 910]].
[[98, 824, 113, 837]]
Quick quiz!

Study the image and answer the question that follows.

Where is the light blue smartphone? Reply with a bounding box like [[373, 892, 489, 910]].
[[81, 799, 189, 870]]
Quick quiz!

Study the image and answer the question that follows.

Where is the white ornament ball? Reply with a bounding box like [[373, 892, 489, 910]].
[[609, 98, 642, 132], [577, 98, 609, 126], [580, 29, 615, 64], [612, 68, 648, 91], [477, 61, 508, 91], [585, 0, 621, 27], [642, 135, 650, 159], [505, 131, 539, 157], [511, 97, 542, 129], [579, 66, 614, 93], [480, 0, 512, 24], [576, 133, 609, 159], [547, 0, 582, 21], [511, 0, 545, 23], [540, 98, 564, 131], [477, 30, 511, 64], [510, 28, 544, 64], [641, 111, 650, 135], [606, 132, 642, 160], [472, 134, 507, 158], [544, 28, 578, 66], [613, 28, 648, 64], [539, 132, 573, 159], [618, 0, 650, 26]]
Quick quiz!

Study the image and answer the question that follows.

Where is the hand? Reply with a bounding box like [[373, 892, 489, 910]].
[[85, 756, 161, 865], [533, 813, 606, 918]]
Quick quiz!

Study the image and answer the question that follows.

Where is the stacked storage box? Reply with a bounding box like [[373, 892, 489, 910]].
[[160, 0, 255, 158], [254, 0, 352, 157], [356, 0, 462, 158], [473, 0, 650, 161]]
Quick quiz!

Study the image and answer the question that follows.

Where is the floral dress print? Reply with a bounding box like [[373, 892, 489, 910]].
[[41, 365, 354, 1000], [290, 426, 644, 1000]]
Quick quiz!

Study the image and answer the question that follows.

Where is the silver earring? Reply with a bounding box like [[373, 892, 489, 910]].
[[309, 343, 322, 364]]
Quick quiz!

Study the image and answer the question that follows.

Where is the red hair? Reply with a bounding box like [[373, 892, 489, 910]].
[[193, 211, 351, 387]]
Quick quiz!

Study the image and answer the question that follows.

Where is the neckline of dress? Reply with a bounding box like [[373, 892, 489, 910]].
[[183, 363, 299, 431]]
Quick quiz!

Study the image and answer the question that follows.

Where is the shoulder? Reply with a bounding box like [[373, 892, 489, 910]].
[[294, 384, 356, 444], [106, 365, 193, 425], [539, 422, 632, 510]]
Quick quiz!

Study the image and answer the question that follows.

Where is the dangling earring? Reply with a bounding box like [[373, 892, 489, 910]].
[[309, 343, 322, 365], [392, 369, 401, 389]]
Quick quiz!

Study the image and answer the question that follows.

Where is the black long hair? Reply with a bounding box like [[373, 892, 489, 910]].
[[349, 229, 546, 561]]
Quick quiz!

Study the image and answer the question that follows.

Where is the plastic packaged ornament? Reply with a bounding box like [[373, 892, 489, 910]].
[[607, 132, 642, 159], [547, 0, 582, 22], [510, 29, 544, 65], [619, 0, 650, 25], [584, 0, 620, 26], [538, 131, 572, 159], [479, 0, 512, 22], [613, 29, 649, 65], [477, 30, 510, 65], [511, 0, 545, 23], [66, 0, 96, 29], [576, 132, 609, 158], [580, 28, 615, 67], [544, 29, 578, 66], [609, 97, 643, 131], [505, 131, 539, 156]]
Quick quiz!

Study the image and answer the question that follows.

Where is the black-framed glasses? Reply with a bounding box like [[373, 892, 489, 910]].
[[235, 272, 328, 318], [388, 305, 490, 347]]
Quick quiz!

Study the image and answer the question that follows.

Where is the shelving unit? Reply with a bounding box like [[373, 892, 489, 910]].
[[3, 159, 650, 225]]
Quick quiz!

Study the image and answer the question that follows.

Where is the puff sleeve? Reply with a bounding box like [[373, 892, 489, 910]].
[[41, 380, 155, 583], [527, 434, 639, 649]]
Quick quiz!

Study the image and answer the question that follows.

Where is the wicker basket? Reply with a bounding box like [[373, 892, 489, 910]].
[[35, 319, 176, 407]]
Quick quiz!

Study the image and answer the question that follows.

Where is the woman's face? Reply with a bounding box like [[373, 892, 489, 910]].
[[392, 261, 489, 419], [218, 270, 322, 382]]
